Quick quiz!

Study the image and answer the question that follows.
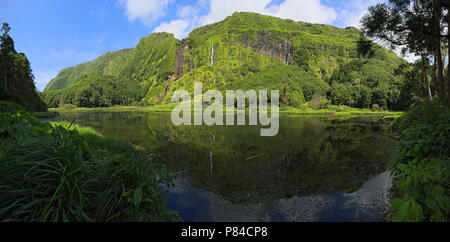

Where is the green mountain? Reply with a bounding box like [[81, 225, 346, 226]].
[[43, 12, 406, 110]]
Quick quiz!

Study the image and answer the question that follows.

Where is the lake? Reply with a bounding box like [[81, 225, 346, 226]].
[[50, 111, 396, 222]]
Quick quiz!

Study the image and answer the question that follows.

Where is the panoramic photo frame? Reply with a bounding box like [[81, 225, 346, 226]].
[[0, 0, 448, 239]]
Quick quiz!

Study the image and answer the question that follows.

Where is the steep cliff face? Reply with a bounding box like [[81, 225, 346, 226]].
[[243, 31, 293, 65], [120, 32, 178, 84], [44, 12, 405, 108], [174, 42, 193, 76]]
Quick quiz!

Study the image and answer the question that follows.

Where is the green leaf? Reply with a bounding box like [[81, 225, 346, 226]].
[[390, 196, 424, 222]]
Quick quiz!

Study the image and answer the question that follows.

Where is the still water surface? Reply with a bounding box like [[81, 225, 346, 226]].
[[51, 111, 395, 222]]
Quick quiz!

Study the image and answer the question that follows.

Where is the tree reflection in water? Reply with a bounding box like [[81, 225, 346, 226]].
[[52, 112, 396, 221]]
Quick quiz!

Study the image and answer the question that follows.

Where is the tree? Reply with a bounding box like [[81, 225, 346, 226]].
[[0, 23, 46, 111], [330, 82, 353, 106], [356, 34, 377, 58], [361, 0, 450, 105], [372, 87, 388, 110], [396, 61, 431, 109], [352, 85, 372, 109], [1, 23, 15, 55], [1, 23, 16, 92]]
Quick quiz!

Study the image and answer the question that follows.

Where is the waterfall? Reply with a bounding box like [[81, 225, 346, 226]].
[[209, 150, 213, 174], [210, 43, 214, 68]]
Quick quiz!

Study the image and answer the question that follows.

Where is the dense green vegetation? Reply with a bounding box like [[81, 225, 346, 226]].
[[361, 0, 450, 105], [44, 32, 179, 107], [44, 75, 129, 108], [389, 101, 450, 221], [3, 5, 449, 222], [0, 23, 179, 222], [0, 111, 179, 221], [361, 0, 450, 222], [43, 12, 406, 111], [0, 23, 46, 112], [0, 100, 25, 112], [48, 104, 403, 118]]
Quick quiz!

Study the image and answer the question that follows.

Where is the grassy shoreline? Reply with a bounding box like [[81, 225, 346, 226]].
[[0, 111, 179, 222], [49, 104, 403, 117]]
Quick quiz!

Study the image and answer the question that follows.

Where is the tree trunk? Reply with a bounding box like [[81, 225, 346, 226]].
[[447, 10, 450, 105], [4, 68, 6, 91], [443, 0, 450, 104], [422, 57, 432, 100], [428, 83, 433, 100], [433, 0, 446, 102], [435, 50, 446, 101], [433, 54, 437, 95]]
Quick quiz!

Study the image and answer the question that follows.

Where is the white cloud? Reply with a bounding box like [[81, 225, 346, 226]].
[[200, 0, 336, 26], [267, 0, 336, 24], [177, 4, 201, 19], [393, 47, 420, 63], [153, 0, 338, 39], [153, 19, 191, 39], [328, 0, 419, 63], [200, 0, 272, 25], [120, 0, 418, 63], [118, 0, 173, 25], [117, 0, 391, 39], [339, 9, 366, 28], [333, 0, 386, 28]]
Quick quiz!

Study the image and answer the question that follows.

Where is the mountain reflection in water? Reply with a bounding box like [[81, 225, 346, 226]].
[[51, 111, 395, 221]]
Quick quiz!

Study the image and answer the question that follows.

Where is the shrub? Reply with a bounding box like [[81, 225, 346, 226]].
[[60, 103, 77, 110], [308, 94, 329, 109], [0, 101, 25, 112], [371, 104, 381, 111], [389, 101, 450, 222]]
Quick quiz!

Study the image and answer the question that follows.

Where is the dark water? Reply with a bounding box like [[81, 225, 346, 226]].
[[50, 111, 395, 222]]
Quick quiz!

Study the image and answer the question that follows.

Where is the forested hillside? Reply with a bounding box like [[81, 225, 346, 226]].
[[43, 12, 406, 110], [0, 23, 47, 112]]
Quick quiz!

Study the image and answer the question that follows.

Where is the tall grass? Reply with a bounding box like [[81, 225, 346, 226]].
[[0, 111, 179, 222]]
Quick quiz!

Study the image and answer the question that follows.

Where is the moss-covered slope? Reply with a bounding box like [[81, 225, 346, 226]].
[[43, 12, 406, 110]]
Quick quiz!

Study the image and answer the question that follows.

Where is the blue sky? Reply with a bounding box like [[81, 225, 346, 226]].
[[1, 0, 387, 91]]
